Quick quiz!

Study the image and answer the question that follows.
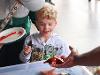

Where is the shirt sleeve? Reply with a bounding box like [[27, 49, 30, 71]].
[[19, 50, 31, 63], [19, 35, 32, 63], [60, 41, 71, 57], [20, 0, 45, 11], [55, 38, 71, 57]]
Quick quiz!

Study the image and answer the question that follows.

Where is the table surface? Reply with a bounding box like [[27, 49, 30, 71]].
[[0, 61, 93, 75]]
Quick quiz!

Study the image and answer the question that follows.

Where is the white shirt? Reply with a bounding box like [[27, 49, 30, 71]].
[[20, 32, 71, 62]]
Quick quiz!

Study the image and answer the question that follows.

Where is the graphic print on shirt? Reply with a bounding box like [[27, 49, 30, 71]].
[[30, 44, 63, 62]]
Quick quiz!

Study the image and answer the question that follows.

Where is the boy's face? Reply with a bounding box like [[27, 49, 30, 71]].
[[36, 18, 57, 35]]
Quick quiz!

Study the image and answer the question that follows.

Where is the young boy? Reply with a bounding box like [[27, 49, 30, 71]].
[[19, 3, 71, 63]]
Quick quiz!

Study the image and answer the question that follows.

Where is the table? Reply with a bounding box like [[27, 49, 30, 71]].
[[0, 61, 93, 75]]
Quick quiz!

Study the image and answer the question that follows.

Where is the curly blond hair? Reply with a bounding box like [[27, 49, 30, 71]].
[[36, 3, 57, 20]]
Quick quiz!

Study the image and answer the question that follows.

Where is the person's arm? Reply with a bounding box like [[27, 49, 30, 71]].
[[20, 0, 45, 11], [53, 46, 100, 68], [75, 46, 100, 66]]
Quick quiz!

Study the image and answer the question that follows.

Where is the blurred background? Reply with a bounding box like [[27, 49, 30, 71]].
[[30, 0, 100, 54]]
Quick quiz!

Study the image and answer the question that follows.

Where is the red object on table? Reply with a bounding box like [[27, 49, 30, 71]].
[[44, 57, 64, 65]]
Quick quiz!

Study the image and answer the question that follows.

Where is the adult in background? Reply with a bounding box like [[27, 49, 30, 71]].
[[0, 0, 45, 67]]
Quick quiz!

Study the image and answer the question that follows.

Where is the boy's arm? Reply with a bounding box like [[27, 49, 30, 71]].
[[19, 36, 32, 63], [59, 41, 71, 57], [19, 50, 31, 63]]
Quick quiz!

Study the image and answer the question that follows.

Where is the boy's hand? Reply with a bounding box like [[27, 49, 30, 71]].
[[23, 45, 32, 55]]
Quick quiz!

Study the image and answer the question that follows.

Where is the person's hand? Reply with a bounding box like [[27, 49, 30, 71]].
[[23, 45, 32, 55], [40, 69, 57, 75], [52, 46, 78, 68]]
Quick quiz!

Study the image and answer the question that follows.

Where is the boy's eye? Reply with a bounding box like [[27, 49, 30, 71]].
[[48, 24, 52, 26], [39, 22, 44, 25], [38, 22, 53, 26]]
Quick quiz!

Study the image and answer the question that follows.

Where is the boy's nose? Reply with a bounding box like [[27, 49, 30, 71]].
[[44, 25, 49, 30]]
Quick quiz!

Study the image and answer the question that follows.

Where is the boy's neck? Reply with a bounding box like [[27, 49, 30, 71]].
[[40, 32, 53, 42]]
